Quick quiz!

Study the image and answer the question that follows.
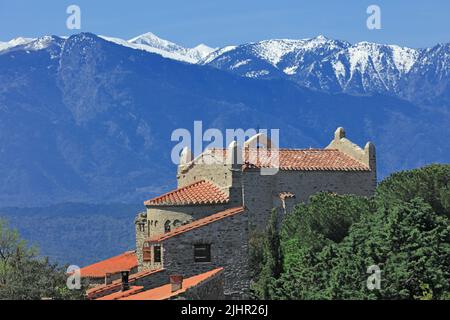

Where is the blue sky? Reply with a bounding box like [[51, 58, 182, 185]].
[[0, 0, 448, 48]]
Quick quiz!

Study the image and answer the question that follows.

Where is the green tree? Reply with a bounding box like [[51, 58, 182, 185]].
[[0, 219, 84, 300], [273, 193, 371, 299], [251, 210, 283, 299], [376, 164, 450, 218], [252, 164, 450, 300], [328, 198, 450, 299]]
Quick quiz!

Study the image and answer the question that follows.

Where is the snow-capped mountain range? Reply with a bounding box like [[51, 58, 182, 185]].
[[0, 31, 449, 208], [0, 32, 215, 63], [1, 31, 448, 267], [201, 35, 449, 106], [2, 32, 447, 106], [99, 32, 215, 63]]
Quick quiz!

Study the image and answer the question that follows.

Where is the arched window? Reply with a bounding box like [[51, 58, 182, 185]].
[[173, 220, 181, 228], [164, 220, 171, 233]]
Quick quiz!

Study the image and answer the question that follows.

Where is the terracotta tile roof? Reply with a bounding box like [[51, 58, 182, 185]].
[[79, 251, 138, 279], [96, 286, 144, 300], [86, 268, 164, 299], [118, 268, 224, 300], [209, 148, 370, 171], [147, 207, 245, 243], [144, 180, 229, 206]]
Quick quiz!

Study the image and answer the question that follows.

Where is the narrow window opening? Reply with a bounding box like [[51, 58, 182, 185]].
[[194, 244, 211, 263], [164, 220, 171, 233], [154, 245, 162, 263]]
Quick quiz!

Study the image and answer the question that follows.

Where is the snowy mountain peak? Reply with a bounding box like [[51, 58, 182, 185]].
[[0, 37, 35, 51], [129, 32, 183, 52], [2, 32, 447, 104], [0, 35, 64, 54], [314, 34, 328, 41], [187, 44, 215, 61], [129, 31, 163, 42], [202, 35, 450, 100], [123, 32, 214, 63]]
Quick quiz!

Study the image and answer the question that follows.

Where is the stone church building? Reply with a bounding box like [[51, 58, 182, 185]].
[[80, 127, 376, 300]]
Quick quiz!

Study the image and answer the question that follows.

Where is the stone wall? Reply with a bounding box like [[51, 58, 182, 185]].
[[138, 204, 234, 268], [133, 128, 377, 298], [158, 210, 250, 299], [178, 161, 231, 190], [135, 211, 147, 268], [175, 270, 225, 300], [87, 269, 169, 299], [242, 171, 275, 231], [176, 150, 244, 207], [145, 204, 232, 238], [243, 169, 376, 233], [326, 126, 377, 180], [133, 269, 168, 291]]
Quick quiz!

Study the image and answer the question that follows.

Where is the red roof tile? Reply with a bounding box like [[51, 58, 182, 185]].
[[147, 207, 245, 243], [86, 268, 164, 299], [209, 148, 370, 171], [118, 268, 224, 300], [79, 251, 137, 279], [96, 286, 144, 300], [144, 180, 229, 206]]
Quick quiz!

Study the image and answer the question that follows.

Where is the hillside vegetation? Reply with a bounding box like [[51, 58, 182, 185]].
[[251, 164, 450, 299]]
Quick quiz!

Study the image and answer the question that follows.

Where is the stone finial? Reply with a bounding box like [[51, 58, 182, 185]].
[[364, 141, 376, 170], [244, 133, 273, 149], [334, 127, 346, 140], [364, 141, 375, 154], [227, 140, 243, 166], [179, 146, 193, 165]]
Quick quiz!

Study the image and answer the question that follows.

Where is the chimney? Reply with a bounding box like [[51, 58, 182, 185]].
[[105, 272, 113, 285], [120, 270, 130, 291], [169, 275, 183, 292]]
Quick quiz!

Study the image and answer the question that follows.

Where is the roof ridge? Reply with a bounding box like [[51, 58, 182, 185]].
[[117, 268, 224, 300], [80, 250, 135, 269], [144, 179, 229, 206], [79, 251, 138, 279], [86, 268, 165, 298], [147, 206, 245, 243]]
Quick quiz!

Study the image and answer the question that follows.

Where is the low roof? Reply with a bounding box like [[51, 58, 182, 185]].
[[79, 251, 137, 279], [146, 206, 245, 243], [117, 268, 224, 300], [210, 148, 370, 171], [144, 180, 229, 206], [86, 268, 164, 299], [96, 286, 144, 300]]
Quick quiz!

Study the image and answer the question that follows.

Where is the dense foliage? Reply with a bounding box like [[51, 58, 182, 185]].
[[0, 219, 84, 300], [251, 164, 450, 299]]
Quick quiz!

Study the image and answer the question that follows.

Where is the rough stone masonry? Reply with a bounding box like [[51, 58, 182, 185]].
[[132, 127, 376, 299]]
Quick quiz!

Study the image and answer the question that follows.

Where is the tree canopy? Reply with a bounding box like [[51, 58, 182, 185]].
[[251, 164, 450, 300], [0, 219, 84, 300]]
